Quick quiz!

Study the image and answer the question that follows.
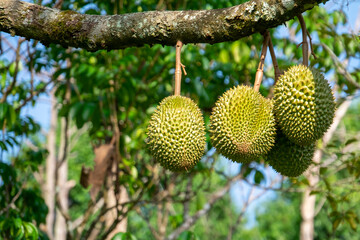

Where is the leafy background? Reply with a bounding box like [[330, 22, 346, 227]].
[[0, 0, 359, 239]]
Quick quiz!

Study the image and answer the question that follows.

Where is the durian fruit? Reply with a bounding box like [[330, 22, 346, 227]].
[[147, 95, 206, 172], [274, 65, 335, 146], [265, 130, 314, 177], [210, 85, 276, 163]]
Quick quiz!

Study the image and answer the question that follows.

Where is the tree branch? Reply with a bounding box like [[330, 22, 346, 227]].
[[321, 43, 360, 90], [0, 0, 327, 51]]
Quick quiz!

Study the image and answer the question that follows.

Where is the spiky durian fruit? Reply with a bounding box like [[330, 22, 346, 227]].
[[147, 95, 206, 172], [210, 85, 276, 163], [265, 130, 314, 177], [274, 65, 335, 146]]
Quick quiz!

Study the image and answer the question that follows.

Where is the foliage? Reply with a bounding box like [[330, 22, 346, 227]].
[[0, 146, 48, 239], [0, 0, 359, 239]]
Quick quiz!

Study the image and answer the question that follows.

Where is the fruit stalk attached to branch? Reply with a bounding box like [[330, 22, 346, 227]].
[[254, 32, 270, 92], [174, 40, 186, 96], [267, 33, 281, 83], [298, 14, 309, 67]]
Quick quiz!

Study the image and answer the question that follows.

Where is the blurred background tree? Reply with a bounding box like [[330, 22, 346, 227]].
[[0, 0, 359, 239]]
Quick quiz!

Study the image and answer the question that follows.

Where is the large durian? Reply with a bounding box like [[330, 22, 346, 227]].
[[266, 130, 314, 177], [210, 85, 276, 163], [274, 65, 335, 146], [147, 95, 206, 172]]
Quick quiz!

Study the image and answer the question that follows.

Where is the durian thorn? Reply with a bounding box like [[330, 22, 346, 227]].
[[297, 14, 309, 67], [174, 40, 184, 96], [267, 32, 281, 83], [254, 31, 270, 92]]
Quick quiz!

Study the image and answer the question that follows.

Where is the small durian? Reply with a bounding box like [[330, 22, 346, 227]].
[[274, 65, 335, 146], [210, 85, 276, 163], [147, 95, 206, 172], [266, 130, 314, 177]]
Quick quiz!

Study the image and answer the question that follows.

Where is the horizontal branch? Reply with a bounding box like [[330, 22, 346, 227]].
[[0, 0, 327, 51]]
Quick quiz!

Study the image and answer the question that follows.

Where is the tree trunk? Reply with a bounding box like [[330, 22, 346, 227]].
[[300, 150, 321, 240], [300, 100, 352, 240], [45, 90, 57, 240], [105, 159, 129, 240], [55, 117, 69, 240]]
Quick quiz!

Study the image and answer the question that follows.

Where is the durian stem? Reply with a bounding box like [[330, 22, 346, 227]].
[[174, 40, 184, 96], [298, 14, 309, 67], [267, 33, 281, 83], [254, 32, 270, 92]]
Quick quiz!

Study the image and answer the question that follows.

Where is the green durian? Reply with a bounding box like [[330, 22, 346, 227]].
[[266, 130, 314, 177], [210, 85, 276, 163], [147, 95, 206, 172], [274, 65, 335, 146]]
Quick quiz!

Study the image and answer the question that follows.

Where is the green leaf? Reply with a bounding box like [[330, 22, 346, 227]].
[[333, 218, 342, 231], [8, 62, 16, 77], [327, 195, 337, 211], [219, 49, 230, 63], [345, 138, 358, 146], [310, 190, 320, 195], [254, 170, 265, 184], [7, 105, 16, 126], [23, 222, 39, 240], [346, 216, 358, 231], [178, 231, 200, 240], [81, 103, 95, 121], [111, 232, 137, 240], [0, 103, 8, 120]]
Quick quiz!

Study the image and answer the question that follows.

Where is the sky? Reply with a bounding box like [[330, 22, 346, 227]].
[[1, 0, 359, 229]]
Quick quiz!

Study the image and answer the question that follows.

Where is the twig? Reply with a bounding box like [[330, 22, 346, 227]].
[[15, 78, 54, 111], [137, 210, 162, 240], [183, 176, 193, 220], [227, 187, 255, 240], [0, 38, 25, 103], [254, 32, 270, 92], [174, 40, 184, 96], [297, 14, 309, 66], [0, 182, 25, 215], [321, 43, 360, 89], [166, 164, 250, 240], [306, 30, 317, 59]]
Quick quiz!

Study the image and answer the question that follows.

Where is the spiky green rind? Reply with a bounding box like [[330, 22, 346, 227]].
[[274, 65, 335, 146], [266, 130, 315, 177], [209, 85, 276, 163], [147, 96, 206, 172]]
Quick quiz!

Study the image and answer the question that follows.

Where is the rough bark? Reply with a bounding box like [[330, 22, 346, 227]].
[[300, 100, 352, 240], [0, 0, 328, 51], [45, 90, 57, 240]]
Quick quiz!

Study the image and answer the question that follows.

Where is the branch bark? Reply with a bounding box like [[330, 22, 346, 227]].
[[0, 0, 327, 51]]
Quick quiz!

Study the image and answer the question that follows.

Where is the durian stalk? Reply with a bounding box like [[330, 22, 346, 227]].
[[174, 40, 183, 96], [297, 14, 309, 66], [254, 32, 270, 92], [268, 35, 281, 83]]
